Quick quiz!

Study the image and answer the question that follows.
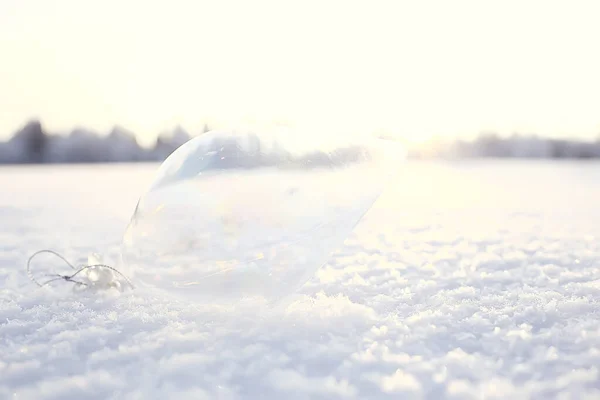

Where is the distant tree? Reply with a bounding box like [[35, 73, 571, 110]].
[[10, 120, 48, 163], [475, 132, 509, 157]]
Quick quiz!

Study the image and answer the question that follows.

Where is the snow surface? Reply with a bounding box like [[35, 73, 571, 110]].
[[1, 161, 600, 399]]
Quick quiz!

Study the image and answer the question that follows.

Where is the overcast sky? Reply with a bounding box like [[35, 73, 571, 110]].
[[1, 0, 599, 145]]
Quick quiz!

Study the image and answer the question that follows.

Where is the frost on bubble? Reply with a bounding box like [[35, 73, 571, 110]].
[[121, 130, 403, 305]]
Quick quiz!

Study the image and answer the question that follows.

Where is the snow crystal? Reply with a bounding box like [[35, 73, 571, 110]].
[[1, 161, 599, 399]]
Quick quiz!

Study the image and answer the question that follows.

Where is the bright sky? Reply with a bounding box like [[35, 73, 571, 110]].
[[1, 0, 599, 145]]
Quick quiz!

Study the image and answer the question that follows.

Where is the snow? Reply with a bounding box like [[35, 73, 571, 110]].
[[1, 161, 600, 399]]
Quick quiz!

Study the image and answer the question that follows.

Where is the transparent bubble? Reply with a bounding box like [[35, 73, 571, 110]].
[[121, 130, 402, 305]]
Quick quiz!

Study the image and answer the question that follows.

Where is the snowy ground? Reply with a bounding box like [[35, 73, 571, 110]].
[[1, 161, 600, 399]]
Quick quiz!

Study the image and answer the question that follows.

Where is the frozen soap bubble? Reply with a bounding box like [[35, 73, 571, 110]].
[[121, 130, 402, 305]]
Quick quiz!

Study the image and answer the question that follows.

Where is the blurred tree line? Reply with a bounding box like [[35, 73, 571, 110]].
[[1, 120, 600, 164], [406, 132, 600, 159], [0, 120, 208, 164]]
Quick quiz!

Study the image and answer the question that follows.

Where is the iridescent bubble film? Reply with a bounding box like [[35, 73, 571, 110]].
[[121, 130, 402, 304]]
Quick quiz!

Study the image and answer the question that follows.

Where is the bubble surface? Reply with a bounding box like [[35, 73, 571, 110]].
[[121, 130, 402, 304]]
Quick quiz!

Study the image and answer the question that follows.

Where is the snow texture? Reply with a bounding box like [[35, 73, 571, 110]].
[[1, 161, 600, 399]]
